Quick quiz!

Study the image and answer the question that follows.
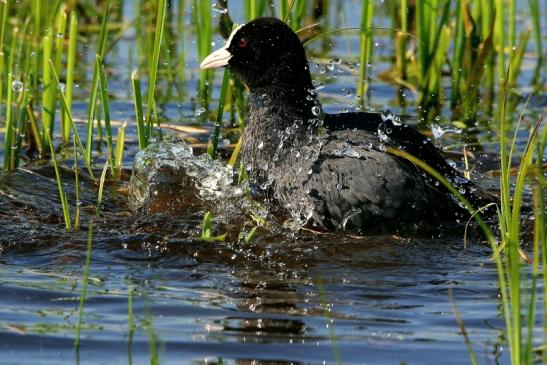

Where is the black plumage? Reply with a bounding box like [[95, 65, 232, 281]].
[[201, 17, 493, 233]]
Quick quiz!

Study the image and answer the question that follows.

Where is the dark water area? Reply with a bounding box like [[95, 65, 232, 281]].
[[0, 166, 524, 364], [0, 0, 545, 364]]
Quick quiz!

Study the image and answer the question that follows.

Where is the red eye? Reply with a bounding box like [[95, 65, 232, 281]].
[[238, 38, 248, 48]]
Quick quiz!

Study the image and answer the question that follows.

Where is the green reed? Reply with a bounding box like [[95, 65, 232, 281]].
[[208, 68, 230, 159], [131, 70, 147, 149], [75, 224, 94, 350], [49, 60, 94, 178], [395, 0, 408, 81], [85, 2, 110, 162], [283, 0, 307, 29], [193, 0, 212, 104], [357, 0, 374, 104], [41, 33, 54, 141], [96, 158, 109, 216], [245, 0, 267, 20], [114, 123, 127, 180], [63, 11, 77, 143], [40, 112, 72, 230], [495, 66, 544, 363], [145, 0, 167, 140], [53, 7, 66, 77], [96, 55, 115, 170], [176, 0, 187, 88], [73, 137, 81, 231], [201, 211, 227, 242]]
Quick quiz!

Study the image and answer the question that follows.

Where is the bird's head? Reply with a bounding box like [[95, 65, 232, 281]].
[[200, 17, 312, 91]]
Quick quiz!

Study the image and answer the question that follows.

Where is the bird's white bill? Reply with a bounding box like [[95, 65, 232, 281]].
[[200, 47, 232, 69], [200, 24, 243, 69]]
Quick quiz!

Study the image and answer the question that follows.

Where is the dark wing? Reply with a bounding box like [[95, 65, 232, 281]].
[[275, 130, 459, 232], [324, 112, 495, 213]]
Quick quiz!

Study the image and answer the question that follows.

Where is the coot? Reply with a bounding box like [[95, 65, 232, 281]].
[[201, 17, 493, 233]]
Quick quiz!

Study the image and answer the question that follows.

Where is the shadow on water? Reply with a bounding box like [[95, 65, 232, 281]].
[[0, 161, 519, 364]]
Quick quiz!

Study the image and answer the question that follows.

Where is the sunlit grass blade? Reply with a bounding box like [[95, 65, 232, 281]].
[[53, 5, 67, 75], [145, 0, 167, 138], [0, 0, 8, 52], [26, 105, 44, 157], [63, 10, 78, 143], [527, 0, 542, 85], [131, 69, 146, 149], [194, 0, 212, 104], [114, 122, 126, 180], [43, 124, 71, 230], [96, 158, 109, 216], [3, 69, 14, 171], [357, 0, 374, 104], [85, 2, 110, 162], [96, 55, 115, 170], [41, 33, 55, 142]]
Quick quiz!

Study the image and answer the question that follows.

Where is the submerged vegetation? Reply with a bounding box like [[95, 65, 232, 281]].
[[0, 0, 544, 363]]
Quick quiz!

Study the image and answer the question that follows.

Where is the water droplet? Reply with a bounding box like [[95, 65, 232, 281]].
[[58, 82, 66, 92], [211, 3, 228, 13], [459, 187, 466, 194], [195, 107, 206, 117], [11, 80, 23, 92], [311, 106, 321, 116], [56, 33, 64, 39]]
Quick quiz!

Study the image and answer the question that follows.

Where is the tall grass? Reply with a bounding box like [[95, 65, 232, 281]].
[[193, 0, 212, 104], [63, 11, 78, 143], [85, 2, 110, 162], [245, 0, 267, 20], [144, 0, 167, 141], [357, 0, 374, 104]]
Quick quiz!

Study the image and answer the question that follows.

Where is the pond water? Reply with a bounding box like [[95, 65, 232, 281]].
[[0, 1, 545, 364]]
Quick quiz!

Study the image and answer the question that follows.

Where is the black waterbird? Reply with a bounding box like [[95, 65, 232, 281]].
[[200, 17, 493, 233]]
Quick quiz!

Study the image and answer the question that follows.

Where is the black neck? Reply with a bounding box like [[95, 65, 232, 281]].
[[241, 84, 322, 186]]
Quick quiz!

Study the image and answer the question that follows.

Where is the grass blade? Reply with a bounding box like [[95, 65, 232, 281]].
[[209, 68, 230, 159], [145, 0, 167, 138], [131, 69, 146, 149], [74, 224, 94, 350]]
